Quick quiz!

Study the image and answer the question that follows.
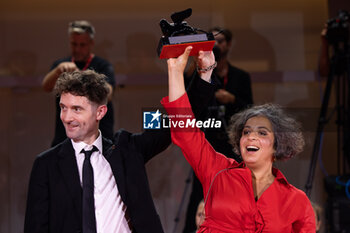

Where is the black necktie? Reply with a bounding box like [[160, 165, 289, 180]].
[[81, 146, 98, 233]]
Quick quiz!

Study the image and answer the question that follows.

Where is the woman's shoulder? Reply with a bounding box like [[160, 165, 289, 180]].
[[288, 184, 310, 202], [273, 168, 309, 199]]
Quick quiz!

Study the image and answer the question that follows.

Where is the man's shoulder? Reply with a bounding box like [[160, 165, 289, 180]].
[[36, 139, 70, 161], [92, 55, 113, 67], [90, 55, 115, 85], [112, 128, 153, 149], [228, 63, 250, 77], [51, 57, 71, 68], [113, 129, 133, 146]]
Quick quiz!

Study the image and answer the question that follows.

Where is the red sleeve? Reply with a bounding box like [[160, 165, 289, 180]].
[[161, 93, 236, 192], [292, 191, 316, 232]]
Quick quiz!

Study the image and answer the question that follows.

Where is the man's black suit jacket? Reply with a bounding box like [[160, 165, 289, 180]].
[[24, 74, 216, 233]]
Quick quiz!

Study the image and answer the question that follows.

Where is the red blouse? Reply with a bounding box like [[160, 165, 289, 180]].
[[161, 93, 315, 233]]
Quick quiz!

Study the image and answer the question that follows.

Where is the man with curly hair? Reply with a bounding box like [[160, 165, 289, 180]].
[[25, 52, 216, 233]]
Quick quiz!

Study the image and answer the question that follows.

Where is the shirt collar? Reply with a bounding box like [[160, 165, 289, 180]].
[[232, 162, 290, 186], [272, 167, 289, 185], [71, 130, 103, 154]]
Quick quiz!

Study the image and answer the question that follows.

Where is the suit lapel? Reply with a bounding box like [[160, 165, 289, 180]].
[[58, 139, 82, 223], [104, 134, 128, 204], [102, 137, 114, 158]]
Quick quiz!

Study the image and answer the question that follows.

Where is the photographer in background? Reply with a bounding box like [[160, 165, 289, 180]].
[[319, 10, 350, 77], [319, 24, 331, 77], [317, 11, 350, 233], [182, 27, 253, 233]]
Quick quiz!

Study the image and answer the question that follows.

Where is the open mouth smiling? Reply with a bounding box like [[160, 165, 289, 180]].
[[246, 145, 259, 152]]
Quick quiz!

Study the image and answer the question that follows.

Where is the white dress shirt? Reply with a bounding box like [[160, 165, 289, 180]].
[[72, 131, 132, 233]]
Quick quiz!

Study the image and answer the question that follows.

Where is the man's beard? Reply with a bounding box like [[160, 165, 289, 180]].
[[213, 45, 222, 61], [213, 45, 228, 61]]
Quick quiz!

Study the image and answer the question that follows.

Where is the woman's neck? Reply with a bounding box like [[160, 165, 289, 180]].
[[250, 164, 275, 201], [250, 165, 274, 182]]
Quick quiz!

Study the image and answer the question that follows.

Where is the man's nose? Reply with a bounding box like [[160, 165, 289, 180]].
[[61, 110, 72, 122]]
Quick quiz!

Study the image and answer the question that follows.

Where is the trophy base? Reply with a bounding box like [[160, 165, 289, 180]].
[[158, 33, 215, 59]]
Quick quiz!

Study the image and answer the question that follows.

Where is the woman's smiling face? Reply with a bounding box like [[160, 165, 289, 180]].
[[240, 116, 275, 168]]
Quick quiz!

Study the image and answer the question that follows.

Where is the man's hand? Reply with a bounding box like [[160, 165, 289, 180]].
[[196, 50, 215, 83], [56, 62, 78, 74], [196, 50, 215, 69], [42, 62, 79, 92], [215, 89, 235, 104]]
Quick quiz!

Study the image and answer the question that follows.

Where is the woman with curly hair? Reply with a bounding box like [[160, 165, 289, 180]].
[[161, 47, 315, 232]]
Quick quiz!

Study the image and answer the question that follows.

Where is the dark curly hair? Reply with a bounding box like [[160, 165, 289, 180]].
[[54, 70, 109, 105], [227, 103, 305, 161]]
